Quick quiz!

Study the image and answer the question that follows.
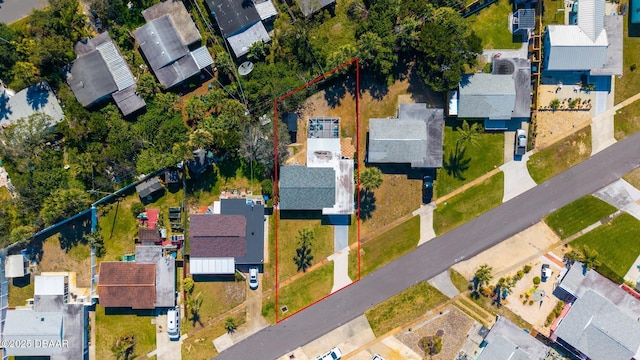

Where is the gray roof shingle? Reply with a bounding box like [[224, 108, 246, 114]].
[[299, 0, 336, 16], [368, 104, 444, 168], [279, 166, 335, 210], [206, 0, 261, 37], [554, 290, 640, 360], [479, 317, 548, 360], [459, 73, 516, 120], [189, 214, 247, 258]]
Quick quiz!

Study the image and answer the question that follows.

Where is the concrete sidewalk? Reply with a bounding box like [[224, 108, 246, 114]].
[[413, 203, 436, 246], [593, 179, 640, 220]]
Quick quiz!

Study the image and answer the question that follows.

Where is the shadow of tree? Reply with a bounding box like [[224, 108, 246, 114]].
[[324, 81, 347, 108], [0, 90, 11, 120], [217, 156, 241, 181], [443, 144, 470, 181], [58, 212, 92, 252], [26, 83, 49, 111], [359, 189, 376, 221]]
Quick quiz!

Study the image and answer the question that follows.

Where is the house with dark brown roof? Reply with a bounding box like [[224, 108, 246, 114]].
[[98, 245, 176, 309], [189, 199, 264, 275], [98, 262, 156, 309], [138, 228, 161, 245]]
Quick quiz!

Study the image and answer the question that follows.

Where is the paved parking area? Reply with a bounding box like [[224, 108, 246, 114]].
[[150, 314, 183, 360], [500, 152, 537, 203]]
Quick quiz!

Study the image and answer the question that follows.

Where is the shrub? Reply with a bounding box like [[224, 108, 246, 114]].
[[183, 278, 195, 295], [528, 300, 534, 305], [514, 270, 524, 281], [131, 202, 145, 217], [523, 265, 532, 273], [533, 276, 541, 285], [260, 179, 273, 198]]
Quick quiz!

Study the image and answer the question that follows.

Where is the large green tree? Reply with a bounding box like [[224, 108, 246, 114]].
[[416, 8, 482, 92], [40, 188, 91, 226]]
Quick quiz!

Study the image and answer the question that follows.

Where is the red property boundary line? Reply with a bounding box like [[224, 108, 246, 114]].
[[273, 58, 361, 324]]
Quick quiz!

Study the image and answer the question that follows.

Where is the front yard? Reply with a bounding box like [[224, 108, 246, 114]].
[[365, 281, 448, 336], [95, 306, 156, 360], [571, 213, 640, 283], [436, 122, 504, 197], [184, 279, 246, 332], [527, 126, 592, 183], [543, 195, 617, 239], [433, 171, 504, 235]]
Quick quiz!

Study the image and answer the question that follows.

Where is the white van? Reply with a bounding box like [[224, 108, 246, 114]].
[[167, 308, 180, 341]]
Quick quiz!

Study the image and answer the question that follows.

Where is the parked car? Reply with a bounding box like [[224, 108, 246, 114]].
[[315, 347, 342, 360], [249, 267, 259, 290], [514, 129, 527, 156], [372, 355, 386, 360], [422, 175, 434, 204], [541, 264, 552, 282], [167, 307, 180, 341]]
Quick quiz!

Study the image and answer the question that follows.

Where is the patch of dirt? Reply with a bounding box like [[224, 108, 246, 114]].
[[395, 305, 475, 360], [37, 236, 91, 287]]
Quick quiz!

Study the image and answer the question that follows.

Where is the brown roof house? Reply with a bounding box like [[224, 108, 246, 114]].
[[189, 199, 265, 275], [98, 245, 176, 309]]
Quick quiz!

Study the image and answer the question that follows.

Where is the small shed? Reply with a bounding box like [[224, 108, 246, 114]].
[[5, 254, 29, 278], [513, 9, 536, 37], [187, 149, 214, 176], [136, 177, 163, 200]]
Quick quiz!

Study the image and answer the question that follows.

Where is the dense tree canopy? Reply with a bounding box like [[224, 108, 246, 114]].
[[416, 8, 482, 92]]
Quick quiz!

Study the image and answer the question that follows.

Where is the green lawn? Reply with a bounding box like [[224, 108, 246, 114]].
[[623, 167, 640, 190], [571, 213, 640, 283], [98, 193, 140, 263], [272, 261, 334, 321], [184, 280, 245, 332], [542, 0, 566, 27], [8, 275, 34, 307], [182, 310, 246, 360], [449, 268, 471, 293], [467, 0, 523, 50], [95, 306, 156, 360], [436, 122, 504, 197], [544, 195, 617, 239], [365, 282, 448, 336], [527, 126, 591, 183], [308, 0, 357, 60], [433, 172, 504, 235], [276, 217, 335, 283], [615, 15, 640, 103], [614, 100, 640, 140], [348, 216, 420, 280]]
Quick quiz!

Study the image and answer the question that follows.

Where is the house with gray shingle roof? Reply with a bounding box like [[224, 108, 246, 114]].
[[299, 0, 336, 17], [550, 267, 640, 360], [368, 103, 444, 168], [68, 32, 146, 116], [478, 316, 549, 360], [453, 57, 532, 130], [279, 117, 354, 215], [134, 0, 213, 88], [544, 0, 622, 75]]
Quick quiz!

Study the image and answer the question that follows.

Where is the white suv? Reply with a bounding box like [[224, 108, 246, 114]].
[[315, 347, 342, 360]]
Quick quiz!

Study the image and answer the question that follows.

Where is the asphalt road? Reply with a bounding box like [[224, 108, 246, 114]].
[[217, 131, 640, 360], [0, 0, 48, 25]]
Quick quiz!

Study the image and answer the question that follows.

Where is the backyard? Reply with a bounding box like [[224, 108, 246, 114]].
[[365, 281, 448, 336], [571, 213, 640, 283], [467, 0, 524, 50], [527, 126, 592, 183], [433, 172, 504, 235], [543, 195, 617, 239], [95, 306, 156, 360]]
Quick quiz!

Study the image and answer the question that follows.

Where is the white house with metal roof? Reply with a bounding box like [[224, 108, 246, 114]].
[[2, 274, 88, 359], [0, 82, 65, 130], [544, 0, 622, 75]]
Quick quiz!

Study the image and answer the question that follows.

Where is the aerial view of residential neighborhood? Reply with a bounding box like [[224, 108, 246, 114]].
[[2, 0, 640, 358]]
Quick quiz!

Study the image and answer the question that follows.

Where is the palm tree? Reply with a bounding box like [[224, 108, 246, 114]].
[[474, 264, 493, 290], [581, 246, 601, 270], [187, 292, 203, 325], [224, 317, 238, 334], [293, 245, 314, 272], [455, 120, 483, 149], [360, 167, 383, 191]]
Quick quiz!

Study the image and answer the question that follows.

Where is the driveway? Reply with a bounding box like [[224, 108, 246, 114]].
[[499, 152, 537, 203], [152, 314, 183, 360], [0, 0, 48, 24], [413, 203, 436, 246], [593, 179, 640, 220]]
